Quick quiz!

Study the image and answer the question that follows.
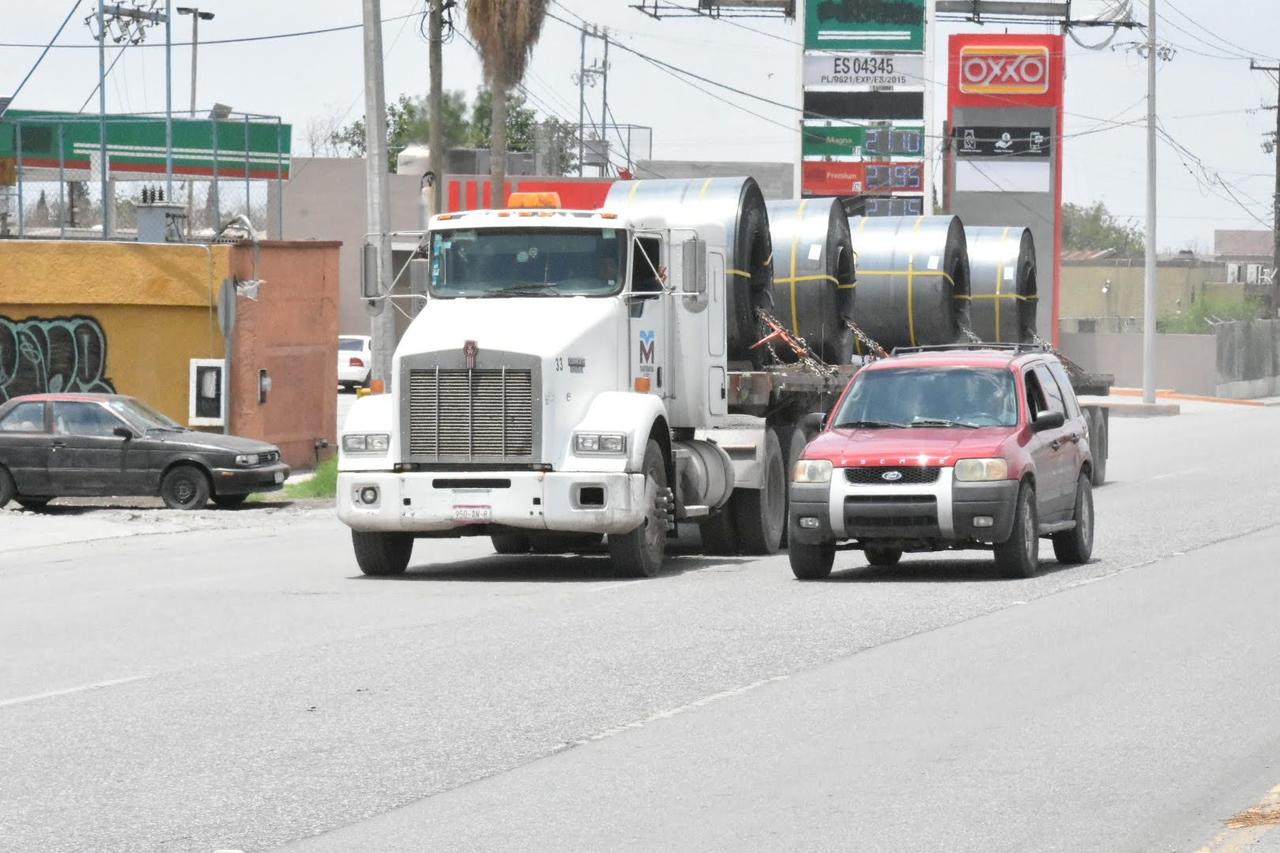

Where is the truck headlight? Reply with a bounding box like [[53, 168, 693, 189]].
[[343, 433, 390, 454], [574, 433, 627, 454], [954, 458, 1009, 482], [792, 459, 832, 484]]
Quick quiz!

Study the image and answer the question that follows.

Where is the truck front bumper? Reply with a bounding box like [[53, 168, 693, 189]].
[[336, 470, 648, 535]]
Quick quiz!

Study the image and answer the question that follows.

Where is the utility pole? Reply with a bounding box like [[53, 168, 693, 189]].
[[577, 26, 586, 177], [573, 26, 608, 178], [362, 0, 396, 389], [1250, 60, 1280, 317], [97, 0, 110, 238], [428, 0, 444, 215], [178, 6, 214, 235], [1141, 0, 1158, 406], [600, 29, 609, 177]]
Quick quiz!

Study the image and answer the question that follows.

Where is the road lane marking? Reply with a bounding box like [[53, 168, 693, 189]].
[[1196, 784, 1280, 853], [0, 675, 148, 710], [1151, 466, 1204, 481]]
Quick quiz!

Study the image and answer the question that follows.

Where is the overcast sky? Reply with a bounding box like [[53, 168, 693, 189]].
[[3, 0, 1277, 250]]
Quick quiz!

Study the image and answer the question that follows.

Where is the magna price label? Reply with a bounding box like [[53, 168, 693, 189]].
[[958, 45, 1050, 95]]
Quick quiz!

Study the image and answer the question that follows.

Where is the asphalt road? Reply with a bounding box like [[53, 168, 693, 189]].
[[2, 401, 1279, 853]]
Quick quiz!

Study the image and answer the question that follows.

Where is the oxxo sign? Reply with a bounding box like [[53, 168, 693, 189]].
[[958, 46, 1050, 95]]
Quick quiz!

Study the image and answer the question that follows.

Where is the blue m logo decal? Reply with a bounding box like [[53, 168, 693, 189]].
[[638, 330, 656, 364]]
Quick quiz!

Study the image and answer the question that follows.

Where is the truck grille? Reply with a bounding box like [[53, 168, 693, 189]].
[[408, 368, 534, 458]]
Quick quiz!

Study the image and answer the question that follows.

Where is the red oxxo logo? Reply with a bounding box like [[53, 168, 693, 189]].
[[958, 45, 1050, 95]]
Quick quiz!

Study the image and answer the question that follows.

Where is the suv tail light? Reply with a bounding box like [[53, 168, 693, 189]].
[[349, 357, 365, 368]]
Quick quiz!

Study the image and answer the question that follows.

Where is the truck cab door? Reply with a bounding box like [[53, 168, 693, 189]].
[[629, 234, 671, 399], [707, 250, 727, 416]]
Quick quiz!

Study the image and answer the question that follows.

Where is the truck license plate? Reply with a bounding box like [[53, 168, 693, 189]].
[[452, 505, 491, 523]]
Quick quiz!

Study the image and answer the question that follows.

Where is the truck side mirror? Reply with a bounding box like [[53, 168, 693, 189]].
[[361, 242, 379, 300], [409, 257, 431, 299], [682, 237, 706, 294]]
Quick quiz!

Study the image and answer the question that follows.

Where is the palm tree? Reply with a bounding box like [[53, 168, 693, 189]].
[[465, 0, 549, 204]]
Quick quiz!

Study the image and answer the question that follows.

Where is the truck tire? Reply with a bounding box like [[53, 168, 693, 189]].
[[1052, 473, 1094, 565], [352, 530, 413, 576], [789, 539, 835, 580], [864, 545, 902, 568], [608, 440, 670, 578], [733, 427, 785, 555], [778, 425, 812, 549], [1089, 408, 1108, 486], [994, 482, 1039, 579], [699, 508, 739, 556], [491, 532, 532, 555]]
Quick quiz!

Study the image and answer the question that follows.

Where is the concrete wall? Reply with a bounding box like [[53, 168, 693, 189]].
[[1058, 332, 1217, 395], [228, 241, 340, 468], [1215, 320, 1280, 399], [1060, 260, 1234, 322], [1, 239, 230, 420]]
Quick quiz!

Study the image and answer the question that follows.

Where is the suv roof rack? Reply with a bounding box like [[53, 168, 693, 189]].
[[890, 342, 1050, 356]]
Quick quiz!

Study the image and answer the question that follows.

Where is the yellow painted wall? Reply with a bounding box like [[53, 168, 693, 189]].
[[1, 241, 230, 423]]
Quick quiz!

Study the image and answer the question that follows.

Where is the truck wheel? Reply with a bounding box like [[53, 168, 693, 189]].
[[160, 465, 211, 510], [1089, 409, 1108, 486], [994, 482, 1039, 579], [608, 439, 670, 578], [352, 530, 413, 576], [864, 545, 902, 568], [1052, 473, 1094, 565], [491, 532, 532, 555], [0, 467, 16, 509], [779, 426, 812, 549], [789, 539, 835, 580], [733, 427, 785, 555], [699, 507, 738, 555]]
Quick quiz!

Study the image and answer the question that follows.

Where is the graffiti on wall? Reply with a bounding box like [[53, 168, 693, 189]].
[[0, 315, 116, 401]]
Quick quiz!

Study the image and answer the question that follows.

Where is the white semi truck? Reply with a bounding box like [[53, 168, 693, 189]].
[[336, 178, 854, 577]]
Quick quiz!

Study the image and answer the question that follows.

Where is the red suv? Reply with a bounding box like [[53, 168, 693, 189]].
[[788, 346, 1095, 580]]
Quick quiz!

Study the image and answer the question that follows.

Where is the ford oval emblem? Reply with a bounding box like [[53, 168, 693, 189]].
[[882, 470, 903, 482]]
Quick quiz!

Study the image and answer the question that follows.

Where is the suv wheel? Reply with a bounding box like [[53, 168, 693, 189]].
[[995, 482, 1039, 579], [789, 539, 835, 580], [1052, 473, 1094, 565]]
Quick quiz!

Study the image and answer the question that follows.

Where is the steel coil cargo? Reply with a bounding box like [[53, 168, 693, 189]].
[[964, 226, 1038, 343], [847, 215, 972, 352], [766, 198, 857, 364], [605, 177, 774, 363]]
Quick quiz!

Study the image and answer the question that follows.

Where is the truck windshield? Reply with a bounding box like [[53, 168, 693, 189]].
[[834, 366, 1018, 429], [429, 227, 627, 297]]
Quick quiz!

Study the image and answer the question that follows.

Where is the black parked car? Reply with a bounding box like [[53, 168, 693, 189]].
[[0, 393, 290, 510]]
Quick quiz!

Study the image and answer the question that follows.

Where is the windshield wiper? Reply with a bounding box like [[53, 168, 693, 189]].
[[145, 426, 184, 432], [483, 283, 561, 297], [833, 419, 905, 429], [907, 418, 979, 429]]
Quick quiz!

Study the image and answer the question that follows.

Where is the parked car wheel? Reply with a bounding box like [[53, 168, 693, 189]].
[[608, 440, 670, 578], [864, 545, 902, 568], [995, 482, 1039, 579], [352, 530, 413, 576], [160, 465, 211, 510], [212, 494, 250, 510], [491, 532, 532, 555], [1052, 473, 1094, 565], [16, 497, 51, 511], [789, 539, 835, 580], [0, 466, 16, 509]]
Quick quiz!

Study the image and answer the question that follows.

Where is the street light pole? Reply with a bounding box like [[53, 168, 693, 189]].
[[1141, 0, 1158, 405], [362, 0, 396, 389], [165, 0, 173, 203], [178, 7, 214, 235], [97, 0, 110, 238]]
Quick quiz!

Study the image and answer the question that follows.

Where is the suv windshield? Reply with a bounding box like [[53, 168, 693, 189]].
[[430, 227, 627, 298], [835, 366, 1018, 429], [107, 397, 184, 431]]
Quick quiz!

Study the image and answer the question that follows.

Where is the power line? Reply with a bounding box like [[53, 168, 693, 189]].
[[1157, 0, 1280, 63], [1, 0, 83, 116]]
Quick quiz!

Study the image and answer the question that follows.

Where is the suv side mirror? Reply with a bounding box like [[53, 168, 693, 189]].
[[113, 425, 135, 440], [1031, 411, 1065, 432]]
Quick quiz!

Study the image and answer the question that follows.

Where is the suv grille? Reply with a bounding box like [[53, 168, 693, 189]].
[[408, 368, 534, 458], [845, 466, 940, 485]]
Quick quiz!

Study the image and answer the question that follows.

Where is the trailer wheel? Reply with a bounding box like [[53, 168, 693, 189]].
[[733, 427, 785, 555], [608, 440, 670, 578], [1089, 408, 1108, 486]]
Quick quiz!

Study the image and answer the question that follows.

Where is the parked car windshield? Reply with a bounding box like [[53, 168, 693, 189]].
[[339, 338, 366, 352], [429, 227, 627, 298], [107, 397, 184, 432], [834, 366, 1018, 429]]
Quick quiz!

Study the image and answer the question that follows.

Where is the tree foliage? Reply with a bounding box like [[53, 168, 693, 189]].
[[1062, 201, 1144, 258]]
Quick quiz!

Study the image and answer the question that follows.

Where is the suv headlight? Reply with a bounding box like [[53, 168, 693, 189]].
[[792, 459, 833, 484], [342, 433, 391, 453], [574, 433, 627, 454], [954, 458, 1009, 482]]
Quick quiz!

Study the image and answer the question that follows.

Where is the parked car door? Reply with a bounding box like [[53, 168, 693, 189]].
[[0, 400, 53, 496], [47, 401, 147, 495], [1031, 363, 1075, 520]]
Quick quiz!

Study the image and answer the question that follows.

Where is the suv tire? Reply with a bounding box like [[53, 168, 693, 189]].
[[790, 539, 835, 580], [864, 545, 902, 568], [995, 482, 1039, 579], [1052, 473, 1094, 565]]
